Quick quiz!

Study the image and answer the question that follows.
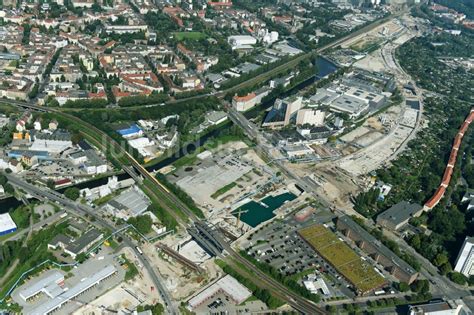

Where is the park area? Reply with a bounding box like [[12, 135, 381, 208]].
[[299, 225, 387, 294]]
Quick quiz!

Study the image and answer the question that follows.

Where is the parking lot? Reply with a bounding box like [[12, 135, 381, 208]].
[[243, 209, 356, 299]]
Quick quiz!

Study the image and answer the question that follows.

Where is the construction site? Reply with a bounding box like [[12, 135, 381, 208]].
[[282, 13, 425, 213]]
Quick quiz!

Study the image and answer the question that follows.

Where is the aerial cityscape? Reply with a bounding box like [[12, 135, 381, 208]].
[[0, 0, 473, 314]]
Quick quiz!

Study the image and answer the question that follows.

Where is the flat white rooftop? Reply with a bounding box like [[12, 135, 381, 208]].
[[0, 213, 17, 234], [188, 274, 252, 309], [30, 265, 117, 315], [18, 270, 64, 301]]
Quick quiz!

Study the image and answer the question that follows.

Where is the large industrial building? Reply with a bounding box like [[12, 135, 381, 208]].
[[454, 236, 474, 277], [69, 149, 108, 174], [376, 201, 423, 231], [104, 186, 152, 220], [227, 35, 257, 50], [296, 109, 326, 126], [27, 265, 117, 315], [336, 216, 419, 284], [0, 213, 17, 236], [30, 130, 73, 154], [18, 271, 65, 302]]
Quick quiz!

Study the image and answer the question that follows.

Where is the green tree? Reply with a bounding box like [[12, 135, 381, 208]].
[[410, 279, 429, 294], [433, 253, 449, 267], [46, 179, 55, 189], [397, 282, 410, 292], [64, 187, 80, 201], [127, 215, 153, 234], [449, 272, 467, 285]]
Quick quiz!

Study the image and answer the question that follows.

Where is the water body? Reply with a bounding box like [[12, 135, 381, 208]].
[[233, 192, 297, 228], [315, 56, 338, 79], [0, 197, 23, 214]]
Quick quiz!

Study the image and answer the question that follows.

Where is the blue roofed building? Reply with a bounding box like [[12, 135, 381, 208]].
[[116, 124, 143, 138], [8, 150, 50, 160]]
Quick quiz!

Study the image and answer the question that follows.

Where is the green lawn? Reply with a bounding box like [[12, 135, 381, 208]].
[[211, 182, 237, 199], [173, 32, 206, 40]]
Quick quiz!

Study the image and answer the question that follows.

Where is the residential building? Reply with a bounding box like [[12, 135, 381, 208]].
[[232, 87, 271, 112]]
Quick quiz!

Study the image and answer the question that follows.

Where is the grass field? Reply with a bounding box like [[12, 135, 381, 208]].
[[299, 225, 386, 294], [211, 182, 237, 199], [173, 32, 206, 40]]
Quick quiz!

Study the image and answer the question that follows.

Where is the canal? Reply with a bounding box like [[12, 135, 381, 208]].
[[0, 57, 337, 214]]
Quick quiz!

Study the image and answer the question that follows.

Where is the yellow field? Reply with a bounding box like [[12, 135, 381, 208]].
[[299, 225, 386, 294]]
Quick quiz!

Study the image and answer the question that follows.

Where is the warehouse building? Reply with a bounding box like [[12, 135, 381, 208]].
[[187, 275, 252, 311], [227, 35, 257, 49], [104, 186, 152, 220], [18, 271, 65, 302], [116, 124, 144, 139], [0, 213, 17, 236], [336, 216, 419, 284], [29, 265, 117, 315], [376, 201, 423, 231], [69, 150, 108, 174], [30, 130, 73, 154]]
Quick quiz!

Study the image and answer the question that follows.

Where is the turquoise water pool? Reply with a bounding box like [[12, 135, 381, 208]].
[[233, 192, 297, 227]]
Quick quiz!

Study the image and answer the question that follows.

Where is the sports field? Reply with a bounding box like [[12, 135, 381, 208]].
[[299, 224, 387, 294], [173, 32, 206, 40]]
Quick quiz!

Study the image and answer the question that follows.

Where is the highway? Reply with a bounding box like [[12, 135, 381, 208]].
[[5, 174, 178, 315]]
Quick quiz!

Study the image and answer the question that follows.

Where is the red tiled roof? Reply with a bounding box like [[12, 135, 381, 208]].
[[233, 93, 256, 102]]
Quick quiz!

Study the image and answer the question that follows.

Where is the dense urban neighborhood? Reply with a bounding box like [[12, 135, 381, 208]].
[[0, 0, 473, 314]]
